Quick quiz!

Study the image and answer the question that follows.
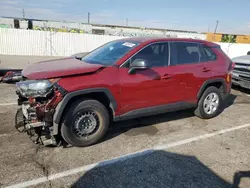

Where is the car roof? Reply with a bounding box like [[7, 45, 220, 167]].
[[116, 37, 218, 47]]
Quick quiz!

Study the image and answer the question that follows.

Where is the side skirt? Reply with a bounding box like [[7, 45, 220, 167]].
[[114, 101, 196, 122]]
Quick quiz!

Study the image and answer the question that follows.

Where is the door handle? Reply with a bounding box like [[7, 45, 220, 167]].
[[161, 74, 172, 80], [202, 67, 211, 72]]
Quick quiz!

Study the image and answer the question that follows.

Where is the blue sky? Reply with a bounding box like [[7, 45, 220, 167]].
[[0, 0, 250, 34]]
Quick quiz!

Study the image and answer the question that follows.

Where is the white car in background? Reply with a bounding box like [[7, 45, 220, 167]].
[[232, 52, 250, 89]]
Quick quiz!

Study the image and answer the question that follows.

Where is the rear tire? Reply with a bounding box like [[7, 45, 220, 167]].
[[61, 99, 109, 147], [194, 86, 222, 119]]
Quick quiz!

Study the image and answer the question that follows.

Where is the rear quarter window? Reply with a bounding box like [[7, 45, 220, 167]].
[[200, 45, 217, 61], [204, 47, 216, 61]]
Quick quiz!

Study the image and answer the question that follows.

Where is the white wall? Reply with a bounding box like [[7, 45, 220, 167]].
[[0, 18, 14, 28], [216, 42, 250, 58], [0, 28, 250, 58], [0, 28, 123, 56]]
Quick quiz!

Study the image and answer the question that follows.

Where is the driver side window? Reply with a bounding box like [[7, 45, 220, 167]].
[[124, 42, 169, 68]]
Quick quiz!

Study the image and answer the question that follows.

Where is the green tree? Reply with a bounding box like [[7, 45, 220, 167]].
[[221, 34, 236, 43]]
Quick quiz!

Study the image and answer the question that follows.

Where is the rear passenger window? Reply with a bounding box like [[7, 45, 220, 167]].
[[170, 42, 200, 66]]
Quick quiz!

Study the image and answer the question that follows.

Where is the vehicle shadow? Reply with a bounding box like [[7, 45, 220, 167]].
[[70, 150, 232, 188], [104, 109, 194, 142], [223, 93, 237, 109], [232, 171, 250, 188], [232, 85, 250, 94], [102, 93, 237, 143]]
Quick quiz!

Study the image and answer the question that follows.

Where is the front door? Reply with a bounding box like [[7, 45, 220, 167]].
[[118, 42, 180, 114]]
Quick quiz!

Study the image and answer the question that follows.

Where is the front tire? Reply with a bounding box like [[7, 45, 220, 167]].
[[194, 86, 222, 119], [61, 99, 110, 147]]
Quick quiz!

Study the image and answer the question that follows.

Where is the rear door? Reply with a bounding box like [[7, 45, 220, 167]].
[[167, 41, 205, 102], [199, 44, 221, 77]]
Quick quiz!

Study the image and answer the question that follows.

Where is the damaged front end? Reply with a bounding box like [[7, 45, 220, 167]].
[[15, 79, 66, 146]]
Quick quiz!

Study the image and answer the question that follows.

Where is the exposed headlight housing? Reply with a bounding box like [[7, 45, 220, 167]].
[[16, 80, 56, 98]]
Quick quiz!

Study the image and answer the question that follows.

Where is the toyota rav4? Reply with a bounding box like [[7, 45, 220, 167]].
[[15, 37, 233, 147]]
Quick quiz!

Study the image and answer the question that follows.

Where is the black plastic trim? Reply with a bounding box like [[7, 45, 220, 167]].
[[53, 88, 117, 125], [114, 101, 196, 122], [54, 83, 68, 96], [197, 78, 227, 99]]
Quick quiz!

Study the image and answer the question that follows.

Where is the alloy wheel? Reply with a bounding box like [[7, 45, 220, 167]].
[[203, 92, 219, 115]]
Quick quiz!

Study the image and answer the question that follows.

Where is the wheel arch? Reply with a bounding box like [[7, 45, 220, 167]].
[[52, 88, 117, 135], [197, 78, 227, 100]]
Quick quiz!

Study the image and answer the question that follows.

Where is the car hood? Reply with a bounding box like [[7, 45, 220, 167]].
[[22, 57, 105, 80], [232, 55, 250, 65]]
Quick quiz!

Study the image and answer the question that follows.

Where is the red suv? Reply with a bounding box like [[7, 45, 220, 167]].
[[15, 37, 233, 147]]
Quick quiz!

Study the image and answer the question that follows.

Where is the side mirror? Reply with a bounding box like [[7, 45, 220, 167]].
[[128, 59, 149, 74]]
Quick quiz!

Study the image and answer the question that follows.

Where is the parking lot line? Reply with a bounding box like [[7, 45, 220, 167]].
[[5, 123, 250, 188], [0, 102, 17, 106]]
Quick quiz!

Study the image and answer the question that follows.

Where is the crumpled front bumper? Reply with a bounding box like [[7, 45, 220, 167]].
[[14, 87, 66, 146], [15, 106, 57, 145]]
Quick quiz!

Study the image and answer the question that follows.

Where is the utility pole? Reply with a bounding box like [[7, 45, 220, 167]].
[[126, 18, 128, 26], [88, 12, 90, 24], [214, 20, 219, 33], [22, 9, 25, 19]]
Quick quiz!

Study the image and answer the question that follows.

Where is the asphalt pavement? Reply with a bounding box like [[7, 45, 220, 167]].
[[0, 84, 250, 188]]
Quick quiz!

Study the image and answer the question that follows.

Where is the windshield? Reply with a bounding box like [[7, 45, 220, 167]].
[[81, 40, 140, 65]]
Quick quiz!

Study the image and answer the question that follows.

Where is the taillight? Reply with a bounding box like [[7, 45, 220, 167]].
[[226, 61, 234, 83], [226, 73, 231, 83]]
